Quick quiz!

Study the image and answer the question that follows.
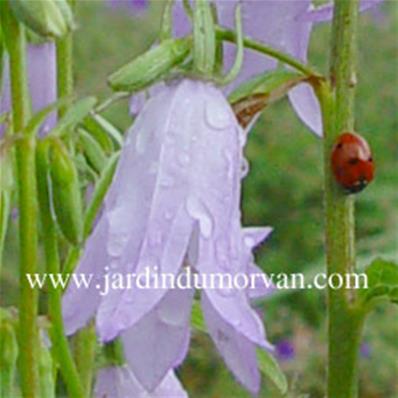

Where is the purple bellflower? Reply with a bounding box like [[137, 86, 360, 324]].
[[0, 42, 57, 137], [63, 79, 274, 394], [94, 366, 187, 398], [172, 0, 383, 136]]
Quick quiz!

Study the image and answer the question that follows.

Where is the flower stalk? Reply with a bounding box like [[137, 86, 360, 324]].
[[4, 6, 39, 397], [36, 142, 85, 398], [316, 0, 366, 397]]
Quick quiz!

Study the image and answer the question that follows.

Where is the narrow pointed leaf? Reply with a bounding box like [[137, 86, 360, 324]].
[[257, 349, 288, 395]]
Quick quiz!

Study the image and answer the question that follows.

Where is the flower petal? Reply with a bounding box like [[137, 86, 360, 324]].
[[121, 287, 194, 391], [202, 292, 261, 394], [62, 218, 109, 335]]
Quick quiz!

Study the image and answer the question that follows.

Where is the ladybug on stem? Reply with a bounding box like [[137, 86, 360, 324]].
[[331, 132, 375, 194]]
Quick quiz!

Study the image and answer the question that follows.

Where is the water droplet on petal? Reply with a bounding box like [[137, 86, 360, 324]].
[[160, 175, 175, 188], [186, 196, 214, 239], [164, 211, 173, 220], [205, 101, 232, 130], [157, 303, 185, 326], [244, 236, 255, 248], [178, 153, 190, 166]]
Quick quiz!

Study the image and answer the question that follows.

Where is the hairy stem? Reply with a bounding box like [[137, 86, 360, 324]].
[[4, 7, 40, 397], [316, 1, 365, 397]]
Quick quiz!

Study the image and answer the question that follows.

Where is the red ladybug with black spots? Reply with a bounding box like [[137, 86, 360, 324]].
[[331, 132, 375, 194]]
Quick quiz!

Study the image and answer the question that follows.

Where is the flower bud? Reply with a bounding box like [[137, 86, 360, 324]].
[[108, 38, 191, 92], [48, 139, 83, 245], [78, 128, 108, 174], [9, 0, 75, 39]]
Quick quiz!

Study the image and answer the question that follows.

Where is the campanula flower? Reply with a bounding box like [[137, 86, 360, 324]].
[[94, 366, 187, 398], [0, 42, 57, 137], [63, 78, 273, 393], [173, 0, 383, 135]]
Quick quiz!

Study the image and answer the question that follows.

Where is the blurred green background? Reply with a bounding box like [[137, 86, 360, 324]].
[[2, 1, 398, 397]]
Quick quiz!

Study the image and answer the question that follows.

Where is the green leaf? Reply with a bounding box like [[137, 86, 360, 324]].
[[360, 258, 398, 306], [191, 300, 206, 333], [78, 128, 108, 174], [257, 349, 288, 395], [108, 38, 192, 92], [83, 152, 119, 238], [229, 69, 306, 128], [54, 97, 97, 135]]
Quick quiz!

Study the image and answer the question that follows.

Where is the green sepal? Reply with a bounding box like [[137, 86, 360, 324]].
[[257, 349, 288, 395], [229, 69, 306, 128], [83, 152, 119, 238], [0, 311, 18, 397], [193, 0, 216, 76], [47, 139, 83, 245], [83, 113, 123, 148], [52, 96, 97, 136], [78, 128, 108, 174], [359, 258, 398, 308], [9, 0, 75, 39], [81, 115, 115, 154], [108, 38, 192, 92]]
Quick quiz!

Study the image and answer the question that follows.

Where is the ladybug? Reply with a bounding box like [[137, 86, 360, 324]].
[[331, 132, 375, 194]]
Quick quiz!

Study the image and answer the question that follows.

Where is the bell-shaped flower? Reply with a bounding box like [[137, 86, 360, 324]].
[[0, 42, 57, 137], [94, 366, 188, 398], [172, 0, 383, 135], [63, 78, 274, 394]]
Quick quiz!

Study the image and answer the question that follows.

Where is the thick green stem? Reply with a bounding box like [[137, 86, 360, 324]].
[[36, 144, 85, 398], [316, 1, 365, 397], [5, 8, 39, 397]]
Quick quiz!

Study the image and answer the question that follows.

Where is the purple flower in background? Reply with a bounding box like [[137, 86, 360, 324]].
[[0, 42, 57, 137], [94, 366, 187, 398], [275, 339, 296, 361], [105, 0, 149, 15], [63, 79, 273, 393], [360, 342, 371, 358]]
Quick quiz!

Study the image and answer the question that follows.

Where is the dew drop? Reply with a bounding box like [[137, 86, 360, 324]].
[[160, 175, 175, 188], [205, 101, 232, 130], [243, 236, 255, 248], [186, 196, 214, 239], [178, 153, 190, 166]]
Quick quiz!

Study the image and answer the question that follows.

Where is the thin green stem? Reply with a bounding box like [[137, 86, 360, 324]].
[[56, 29, 74, 119], [5, 6, 40, 397], [55, 2, 96, 391], [315, 0, 364, 397], [216, 27, 319, 77], [36, 143, 85, 398]]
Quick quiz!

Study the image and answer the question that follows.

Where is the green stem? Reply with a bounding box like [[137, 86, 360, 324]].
[[5, 7, 40, 397], [56, 28, 74, 119], [36, 143, 85, 398], [216, 27, 319, 77], [316, 1, 364, 397]]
